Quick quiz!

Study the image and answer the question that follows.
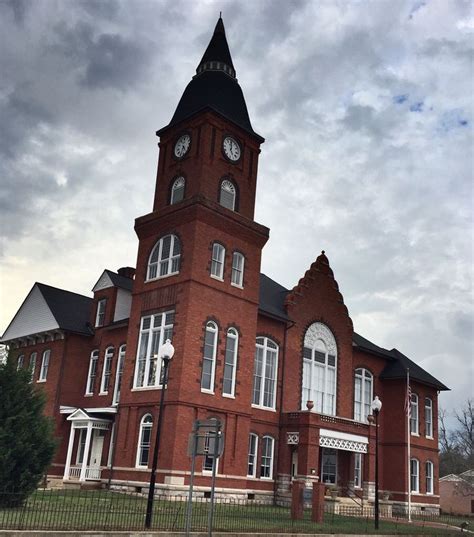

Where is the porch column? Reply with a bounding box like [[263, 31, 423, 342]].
[[63, 425, 76, 480], [79, 422, 93, 482]]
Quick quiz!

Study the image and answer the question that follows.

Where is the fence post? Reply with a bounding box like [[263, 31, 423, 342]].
[[291, 479, 304, 520], [311, 482, 324, 523]]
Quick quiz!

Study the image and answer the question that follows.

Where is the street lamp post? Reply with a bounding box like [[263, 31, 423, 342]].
[[371, 395, 382, 530], [145, 339, 175, 529]]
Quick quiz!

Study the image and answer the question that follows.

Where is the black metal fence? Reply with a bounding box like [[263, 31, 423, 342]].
[[0, 487, 470, 534]]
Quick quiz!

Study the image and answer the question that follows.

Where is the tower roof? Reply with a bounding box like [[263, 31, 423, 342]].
[[157, 17, 263, 142]]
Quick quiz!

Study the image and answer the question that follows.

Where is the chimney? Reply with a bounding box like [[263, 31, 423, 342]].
[[117, 267, 135, 279]]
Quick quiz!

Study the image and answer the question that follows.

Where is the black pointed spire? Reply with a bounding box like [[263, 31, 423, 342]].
[[196, 17, 235, 78], [157, 17, 263, 142]]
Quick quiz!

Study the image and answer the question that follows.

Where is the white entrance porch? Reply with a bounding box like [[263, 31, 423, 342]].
[[61, 408, 112, 482]]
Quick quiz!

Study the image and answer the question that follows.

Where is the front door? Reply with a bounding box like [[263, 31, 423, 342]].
[[89, 430, 104, 479]]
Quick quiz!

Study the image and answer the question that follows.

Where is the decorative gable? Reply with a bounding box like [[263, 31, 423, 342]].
[[1, 284, 59, 341], [92, 271, 114, 292]]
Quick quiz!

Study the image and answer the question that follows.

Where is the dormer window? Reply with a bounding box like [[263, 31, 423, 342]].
[[219, 179, 236, 211], [147, 234, 181, 280], [170, 176, 185, 205], [95, 299, 106, 327]]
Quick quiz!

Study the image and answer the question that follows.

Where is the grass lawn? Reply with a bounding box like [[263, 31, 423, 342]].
[[0, 489, 463, 534]]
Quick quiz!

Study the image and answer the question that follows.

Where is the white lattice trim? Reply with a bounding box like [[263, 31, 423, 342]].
[[319, 428, 368, 453], [287, 432, 299, 445]]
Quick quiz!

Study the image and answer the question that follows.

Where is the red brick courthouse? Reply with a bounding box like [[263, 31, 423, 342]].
[[2, 18, 448, 514]]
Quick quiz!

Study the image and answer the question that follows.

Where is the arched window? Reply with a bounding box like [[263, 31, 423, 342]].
[[252, 337, 278, 410], [100, 346, 114, 394], [147, 234, 181, 280], [17, 355, 24, 370], [86, 350, 99, 395], [410, 458, 419, 492], [136, 414, 153, 468], [170, 176, 185, 205], [113, 344, 126, 405], [210, 242, 225, 280], [260, 436, 274, 479], [39, 349, 50, 381], [219, 179, 236, 210], [247, 433, 258, 477], [426, 461, 434, 494], [425, 397, 433, 438], [301, 322, 337, 415], [231, 252, 245, 287], [223, 328, 238, 397], [354, 368, 373, 423], [410, 393, 419, 435], [201, 321, 218, 393]]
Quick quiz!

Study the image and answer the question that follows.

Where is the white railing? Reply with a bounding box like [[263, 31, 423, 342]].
[[68, 466, 101, 480]]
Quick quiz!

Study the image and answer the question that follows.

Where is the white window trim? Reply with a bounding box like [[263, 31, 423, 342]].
[[170, 176, 185, 205], [231, 252, 245, 288], [210, 243, 225, 280], [95, 299, 106, 328], [425, 397, 433, 439], [410, 393, 419, 436], [354, 452, 363, 489], [17, 355, 24, 370], [112, 345, 126, 405], [354, 368, 373, 423], [260, 435, 275, 480], [202, 431, 220, 475], [29, 352, 37, 382], [133, 311, 174, 389], [321, 447, 338, 485], [219, 179, 236, 211], [247, 433, 258, 478], [76, 429, 87, 465], [100, 346, 114, 394], [410, 458, 420, 493], [222, 327, 238, 398], [426, 461, 434, 495], [252, 337, 279, 411], [85, 350, 99, 395], [201, 321, 218, 394], [38, 349, 50, 382], [136, 414, 153, 469], [146, 235, 181, 282]]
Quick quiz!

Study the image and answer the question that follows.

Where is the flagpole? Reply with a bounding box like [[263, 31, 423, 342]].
[[407, 368, 412, 523]]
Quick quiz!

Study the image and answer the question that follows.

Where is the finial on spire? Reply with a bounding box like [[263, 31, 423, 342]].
[[321, 250, 325, 255], [219, 11, 222, 18]]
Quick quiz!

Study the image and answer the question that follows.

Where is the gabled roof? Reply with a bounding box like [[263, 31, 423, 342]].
[[157, 17, 263, 142], [92, 269, 133, 293], [36, 283, 93, 335]]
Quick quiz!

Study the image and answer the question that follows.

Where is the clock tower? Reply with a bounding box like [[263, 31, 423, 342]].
[[116, 17, 270, 486]]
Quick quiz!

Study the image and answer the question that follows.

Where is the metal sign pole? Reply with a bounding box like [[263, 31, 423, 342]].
[[207, 425, 220, 537], [185, 431, 197, 537]]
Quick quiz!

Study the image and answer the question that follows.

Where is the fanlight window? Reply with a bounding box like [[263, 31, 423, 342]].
[[301, 322, 337, 415], [170, 176, 185, 204], [147, 234, 181, 280], [219, 179, 236, 211]]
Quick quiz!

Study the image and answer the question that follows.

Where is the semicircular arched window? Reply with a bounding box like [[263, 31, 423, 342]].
[[301, 322, 337, 415], [219, 179, 236, 211], [170, 176, 185, 205], [136, 414, 153, 468], [147, 234, 181, 280]]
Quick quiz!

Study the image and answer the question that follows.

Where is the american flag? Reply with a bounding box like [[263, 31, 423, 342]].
[[405, 382, 412, 417]]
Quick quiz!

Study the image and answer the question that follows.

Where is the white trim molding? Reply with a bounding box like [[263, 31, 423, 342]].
[[319, 428, 368, 453]]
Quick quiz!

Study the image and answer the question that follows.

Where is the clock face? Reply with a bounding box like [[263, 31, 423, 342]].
[[223, 136, 241, 162], [174, 134, 191, 158]]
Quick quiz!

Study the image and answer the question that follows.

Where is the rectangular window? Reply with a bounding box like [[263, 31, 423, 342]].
[[410, 459, 419, 492], [426, 461, 434, 494], [86, 351, 99, 394], [17, 355, 24, 370], [134, 311, 174, 389], [210, 243, 225, 280], [410, 394, 419, 435], [354, 453, 363, 488], [39, 350, 50, 381], [95, 299, 106, 327], [231, 252, 244, 287], [247, 434, 258, 477], [260, 436, 274, 479], [201, 322, 218, 392], [252, 338, 278, 410], [113, 346, 126, 405], [321, 448, 337, 485], [76, 429, 87, 464], [29, 352, 37, 382], [100, 347, 114, 394], [425, 398, 433, 438], [202, 431, 219, 473], [222, 329, 238, 397]]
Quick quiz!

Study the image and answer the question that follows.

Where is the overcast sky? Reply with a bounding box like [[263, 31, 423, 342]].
[[0, 0, 472, 418]]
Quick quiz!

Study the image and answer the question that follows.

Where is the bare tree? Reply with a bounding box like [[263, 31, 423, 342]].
[[453, 399, 473, 463]]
